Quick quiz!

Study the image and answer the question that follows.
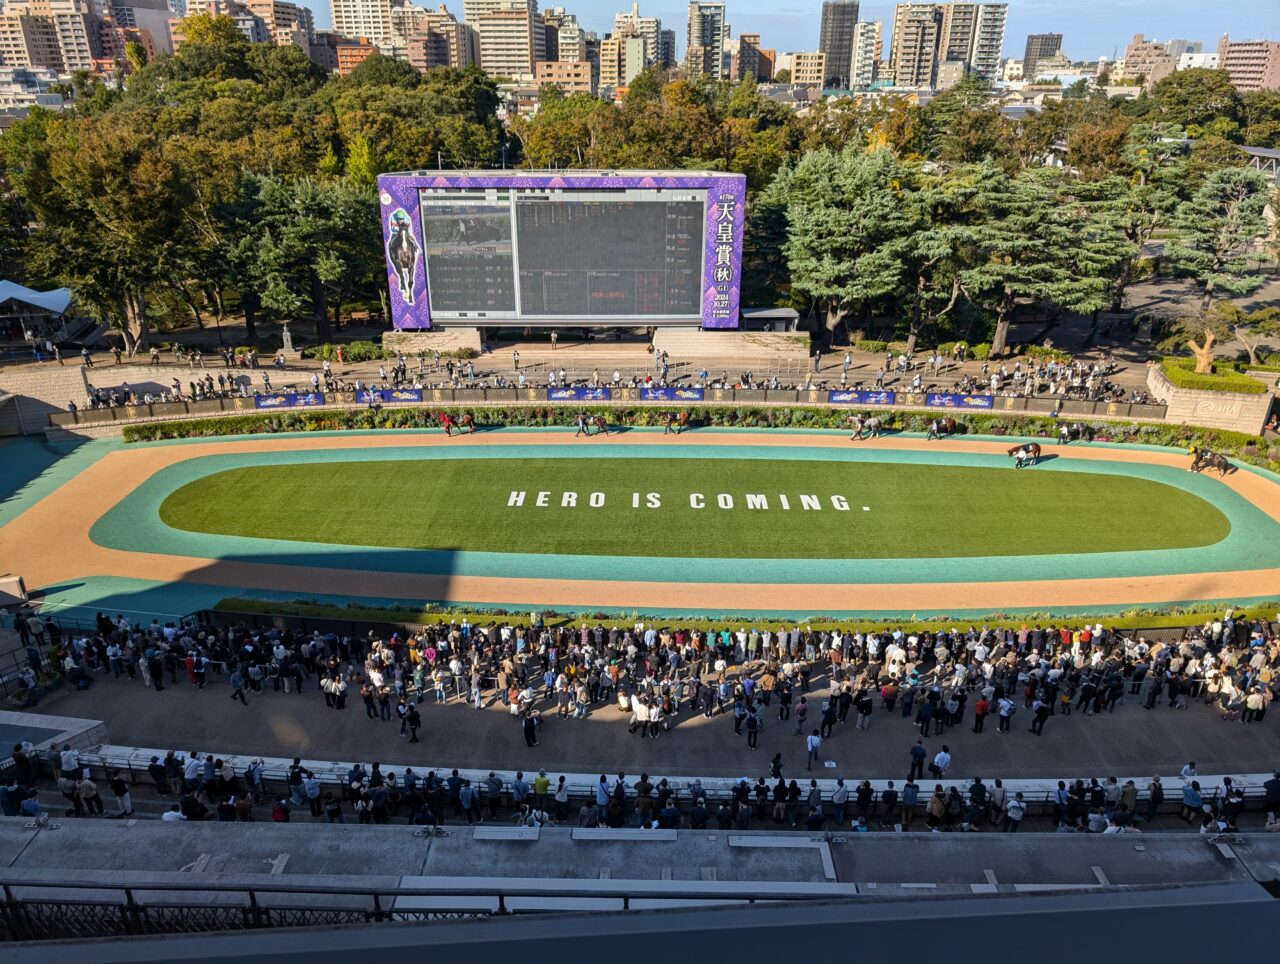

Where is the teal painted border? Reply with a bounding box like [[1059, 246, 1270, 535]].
[[88, 440, 1280, 585]]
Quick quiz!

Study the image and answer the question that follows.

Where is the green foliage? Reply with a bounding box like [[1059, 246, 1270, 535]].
[[1149, 69, 1243, 132], [971, 343, 991, 360], [1160, 357, 1267, 394], [214, 594, 1280, 634], [778, 147, 916, 331], [1020, 345, 1072, 362], [853, 340, 888, 353], [1166, 167, 1272, 307], [343, 54, 421, 89]]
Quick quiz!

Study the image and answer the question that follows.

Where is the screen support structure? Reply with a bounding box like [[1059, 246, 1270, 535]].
[[377, 171, 746, 331]]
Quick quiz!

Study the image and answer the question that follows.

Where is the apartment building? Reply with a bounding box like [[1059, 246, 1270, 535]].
[[818, 0, 859, 88], [1216, 36, 1280, 92], [474, 1, 544, 82]]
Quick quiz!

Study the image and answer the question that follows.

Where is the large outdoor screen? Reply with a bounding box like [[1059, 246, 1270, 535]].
[[418, 188, 704, 321], [378, 171, 746, 330], [515, 198, 703, 317]]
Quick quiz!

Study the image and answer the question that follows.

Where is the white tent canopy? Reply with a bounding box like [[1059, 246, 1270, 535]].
[[0, 280, 72, 316]]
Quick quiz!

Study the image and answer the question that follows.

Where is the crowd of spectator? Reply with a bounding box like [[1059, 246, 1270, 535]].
[[6, 603, 1279, 832]]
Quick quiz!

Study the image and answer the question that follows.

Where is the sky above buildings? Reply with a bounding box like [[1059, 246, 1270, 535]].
[[304, 1, 1280, 61]]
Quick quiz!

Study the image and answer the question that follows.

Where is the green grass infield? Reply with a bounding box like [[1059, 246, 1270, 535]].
[[159, 456, 1229, 559]]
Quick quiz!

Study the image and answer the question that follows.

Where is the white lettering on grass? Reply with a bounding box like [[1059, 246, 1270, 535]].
[[717, 494, 734, 509], [779, 495, 790, 510], [690, 493, 705, 509], [562, 492, 577, 508], [632, 492, 640, 508], [746, 494, 768, 510], [831, 496, 849, 511], [536, 491, 550, 507], [508, 491, 526, 507], [647, 493, 661, 508], [589, 492, 605, 508], [800, 495, 821, 511]]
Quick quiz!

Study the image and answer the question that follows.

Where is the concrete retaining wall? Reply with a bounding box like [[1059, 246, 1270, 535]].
[[383, 329, 483, 354], [1147, 365, 1272, 435], [0, 363, 89, 436]]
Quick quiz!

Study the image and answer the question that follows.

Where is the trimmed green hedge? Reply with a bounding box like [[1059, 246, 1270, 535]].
[[1161, 357, 1267, 394], [120, 405, 1280, 472], [215, 595, 1280, 634]]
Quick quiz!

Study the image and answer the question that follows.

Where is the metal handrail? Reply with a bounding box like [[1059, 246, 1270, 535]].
[[0, 876, 833, 901]]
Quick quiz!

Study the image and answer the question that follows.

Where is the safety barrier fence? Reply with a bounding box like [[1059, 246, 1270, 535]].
[[0, 874, 834, 941], [31, 744, 1271, 826]]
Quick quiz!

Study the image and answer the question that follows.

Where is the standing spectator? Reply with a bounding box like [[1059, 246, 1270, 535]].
[[77, 776, 105, 816], [805, 729, 822, 771], [302, 772, 323, 817], [909, 739, 927, 781], [931, 745, 951, 779], [108, 770, 133, 817]]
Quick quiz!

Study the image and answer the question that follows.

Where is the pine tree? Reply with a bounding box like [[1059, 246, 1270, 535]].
[[1166, 167, 1271, 310]]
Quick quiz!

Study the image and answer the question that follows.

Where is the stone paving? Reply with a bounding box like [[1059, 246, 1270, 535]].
[[28, 664, 1280, 782]]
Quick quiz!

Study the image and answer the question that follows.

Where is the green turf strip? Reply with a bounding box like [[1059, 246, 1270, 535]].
[[158, 457, 1229, 560]]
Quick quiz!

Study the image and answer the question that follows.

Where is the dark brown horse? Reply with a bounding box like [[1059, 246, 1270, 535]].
[[590, 415, 610, 436], [928, 417, 958, 439], [459, 413, 477, 434], [1008, 443, 1041, 467], [1191, 451, 1231, 476], [664, 411, 690, 435]]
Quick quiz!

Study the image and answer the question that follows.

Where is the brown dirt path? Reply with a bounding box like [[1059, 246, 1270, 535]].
[[3, 431, 1278, 614]]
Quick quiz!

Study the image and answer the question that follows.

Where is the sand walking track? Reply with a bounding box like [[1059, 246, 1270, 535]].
[[4, 430, 1280, 617]]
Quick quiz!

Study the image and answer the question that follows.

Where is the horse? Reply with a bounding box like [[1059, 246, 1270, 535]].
[[590, 415, 610, 436], [927, 417, 958, 440], [1191, 450, 1232, 476], [1056, 422, 1092, 445], [1008, 443, 1041, 468], [459, 413, 477, 434], [847, 414, 883, 441], [387, 220, 420, 304], [664, 411, 690, 435]]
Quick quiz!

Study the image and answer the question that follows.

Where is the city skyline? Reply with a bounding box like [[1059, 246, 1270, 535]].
[[296, 1, 1280, 61]]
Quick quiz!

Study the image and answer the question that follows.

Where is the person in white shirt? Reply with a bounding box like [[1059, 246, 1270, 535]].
[[805, 731, 822, 770], [932, 747, 951, 777], [161, 805, 187, 821]]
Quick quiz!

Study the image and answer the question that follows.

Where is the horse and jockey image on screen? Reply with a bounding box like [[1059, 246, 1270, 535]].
[[386, 207, 420, 306]]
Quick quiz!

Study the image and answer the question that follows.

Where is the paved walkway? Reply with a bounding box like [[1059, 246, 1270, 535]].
[[29, 666, 1280, 780]]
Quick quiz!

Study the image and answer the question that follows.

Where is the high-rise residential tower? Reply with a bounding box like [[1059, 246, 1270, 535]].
[[817, 0, 859, 88], [686, 1, 726, 77], [889, 3, 940, 86], [614, 3, 660, 67], [330, 0, 394, 47], [1022, 33, 1061, 82], [850, 19, 881, 87]]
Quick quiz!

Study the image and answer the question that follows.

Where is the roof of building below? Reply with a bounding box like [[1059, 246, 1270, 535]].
[[0, 281, 71, 316]]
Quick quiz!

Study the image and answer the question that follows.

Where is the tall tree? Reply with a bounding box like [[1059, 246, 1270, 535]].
[[955, 163, 1099, 356], [5, 113, 188, 351], [1148, 68, 1244, 133], [1166, 167, 1271, 309], [780, 147, 915, 334]]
